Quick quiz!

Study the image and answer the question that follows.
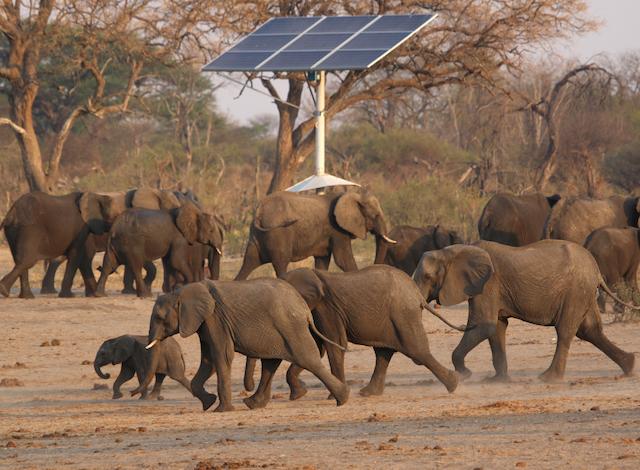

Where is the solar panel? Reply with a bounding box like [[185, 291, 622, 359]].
[[202, 14, 435, 72]]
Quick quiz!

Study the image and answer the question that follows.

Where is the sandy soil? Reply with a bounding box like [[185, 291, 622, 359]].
[[1, 247, 640, 469]]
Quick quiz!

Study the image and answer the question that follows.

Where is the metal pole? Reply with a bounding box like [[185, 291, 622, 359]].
[[315, 70, 325, 176]]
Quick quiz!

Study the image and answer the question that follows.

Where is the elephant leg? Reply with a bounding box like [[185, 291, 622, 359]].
[[243, 358, 282, 410], [314, 255, 331, 271], [486, 318, 510, 381], [360, 347, 395, 397], [161, 257, 171, 293], [539, 325, 577, 383], [285, 363, 308, 401], [113, 365, 135, 399], [272, 258, 289, 278], [0, 256, 38, 298], [235, 241, 262, 280], [95, 249, 118, 297], [171, 373, 193, 396], [243, 357, 258, 392], [332, 242, 358, 272], [324, 343, 346, 399], [576, 314, 635, 376], [79, 248, 97, 297], [143, 262, 156, 290], [19, 270, 35, 299], [294, 354, 349, 407], [191, 340, 218, 411], [452, 323, 497, 380], [148, 374, 165, 400], [212, 341, 235, 412], [128, 256, 151, 298], [41, 258, 62, 294], [121, 265, 136, 294], [59, 246, 82, 298], [597, 288, 607, 313]]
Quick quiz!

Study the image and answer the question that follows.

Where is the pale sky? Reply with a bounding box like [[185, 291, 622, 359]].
[[212, 0, 639, 124]]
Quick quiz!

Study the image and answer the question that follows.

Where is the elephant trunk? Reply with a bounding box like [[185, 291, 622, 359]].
[[372, 216, 395, 264], [94, 360, 110, 379]]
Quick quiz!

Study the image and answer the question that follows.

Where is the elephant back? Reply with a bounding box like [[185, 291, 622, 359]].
[[254, 192, 325, 230]]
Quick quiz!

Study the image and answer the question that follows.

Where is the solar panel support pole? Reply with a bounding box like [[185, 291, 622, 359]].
[[315, 70, 326, 177]]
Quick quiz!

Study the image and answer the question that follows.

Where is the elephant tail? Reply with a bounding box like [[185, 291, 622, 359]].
[[599, 277, 640, 310], [307, 317, 347, 351], [421, 299, 475, 332], [253, 218, 297, 232]]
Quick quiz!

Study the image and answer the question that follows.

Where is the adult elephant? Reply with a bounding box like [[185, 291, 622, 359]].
[[412, 241, 635, 382], [0, 191, 115, 298], [235, 190, 395, 280], [546, 195, 640, 245], [95, 204, 224, 298], [585, 226, 640, 312], [381, 224, 463, 275], [280, 266, 458, 399], [478, 192, 561, 246], [133, 279, 350, 412], [40, 188, 201, 294]]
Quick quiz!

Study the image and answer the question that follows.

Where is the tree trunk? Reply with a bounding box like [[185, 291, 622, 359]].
[[11, 86, 49, 192]]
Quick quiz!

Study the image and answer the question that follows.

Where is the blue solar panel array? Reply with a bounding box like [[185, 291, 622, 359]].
[[203, 14, 435, 72]]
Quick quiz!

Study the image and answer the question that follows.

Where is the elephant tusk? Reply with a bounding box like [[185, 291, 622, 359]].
[[215, 247, 222, 255], [146, 339, 159, 350], [382, 234, 397, 244]]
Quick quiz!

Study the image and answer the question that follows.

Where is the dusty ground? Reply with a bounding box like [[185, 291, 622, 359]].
[[1, 247, 640, 469]]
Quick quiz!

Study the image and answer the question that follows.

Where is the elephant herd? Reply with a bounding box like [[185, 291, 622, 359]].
[[0, 187, 638, 413]]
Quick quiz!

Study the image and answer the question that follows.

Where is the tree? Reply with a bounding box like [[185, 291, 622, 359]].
[[0, 0, 216, 192], [206, 0, 595, 192]]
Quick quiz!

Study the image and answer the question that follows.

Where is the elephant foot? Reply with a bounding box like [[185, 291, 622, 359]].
[[620, 353, 635, 376], [482, 373, 511, 384], [94, 290, 107, 298], [214, 402, 235, 413], [333, 384, 350, 407], [58, 290, 75, 298], [138, 393, 149, 400], [137, 290, 153, 299], [121, 287, 136, 295], [149, 394, 164, 401], [40, 286, 57, 294], [455, 367, 472, 381], [200, 393, 218, 411], [359, 384, 384, 397], [243, 394, 270, 410], [0, 283, 10, 297], [539, 369, 563, 383], [112, 392, 123, 399], [19, 291, 35, 299], [288, 386, 308, 401], [442, 371, 459, 393]]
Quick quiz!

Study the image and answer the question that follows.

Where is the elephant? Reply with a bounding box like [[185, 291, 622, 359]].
[[380, 224, 463, 275], [585, 226, 640, 312], [94, 334, 191, 400], [95, 203, 223, 298], [478, 192, 561, 246], [546, 195, 640, 245], [277, 266, 458, 400], [235, 189, 396, 280], [412, 240, 635, 382], [40, 188, 201, 295], [0, 191, 116, 298], [132, 279, 350, 412]]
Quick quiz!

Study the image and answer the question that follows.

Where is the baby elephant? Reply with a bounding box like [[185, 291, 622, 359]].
[[94, 335, 191, 400]]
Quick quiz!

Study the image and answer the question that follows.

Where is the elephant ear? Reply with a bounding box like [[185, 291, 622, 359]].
[[439, 245, 494, 306], [131, 188, 162, 210], [282, 269, 325, 310], [158, 190, 182, 210], [177, 282, 215, 337], [334, 192, 366, 239], [95, 192, 126, 224], [112, 335, 136, 363], [79, 193, 108, 235], [433, 225, 452, 249], [176, 202, 200, 244]]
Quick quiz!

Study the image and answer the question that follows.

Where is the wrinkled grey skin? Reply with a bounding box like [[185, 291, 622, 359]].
[[235, 190, 394, 280], [0, 191, 115, 298], [41, 188, 200, 295], [413, 241, 635, 382], [546, 195, 640, 245], [132, 280, 349, 412], [94, 335, 191, 400], [585, 226, 640, 312], [478, 192, 561, 246], [96, 204, 223, 298], [381, 225, 463, 275], [278, 266, 458, 400]]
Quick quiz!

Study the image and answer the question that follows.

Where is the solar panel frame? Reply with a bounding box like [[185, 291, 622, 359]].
[[201, 14, 436, 72]]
